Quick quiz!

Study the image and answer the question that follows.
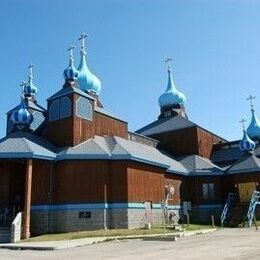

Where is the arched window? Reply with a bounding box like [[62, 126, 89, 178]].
[[60, 97, 72, 119], [48, 99, 60, 122], [75, 97, 93, 121]]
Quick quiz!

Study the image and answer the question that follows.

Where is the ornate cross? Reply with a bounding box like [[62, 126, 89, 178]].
[[246, 95, 256, 110], [20, 80, 26, 92], [67, 45, 75, 59], [78, 33, 87, 50], [165, 57, 173, 70], [239, 118, 247, 130], [28, 64, 34, 79]]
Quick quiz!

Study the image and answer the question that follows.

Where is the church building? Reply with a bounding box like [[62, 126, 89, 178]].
[[0, 33, 260, 239]]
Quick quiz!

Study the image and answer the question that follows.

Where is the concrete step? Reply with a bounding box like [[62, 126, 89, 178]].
[[0, 227, 11, 243]]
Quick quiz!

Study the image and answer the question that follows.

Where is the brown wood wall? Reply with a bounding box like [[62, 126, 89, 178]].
[[51, 160, 128, 204], [150, 126, 225, 159], [126, 162, 188, 205], [188, 176, 224, 206], [126, 162, 165, 203], [165, 174, 189, 205], [151, 127, 199, 156], [196, 128, 225, 159], [45, 93, 128, 148], [31, 160, 52, 205], [0, 160, 25, 208]]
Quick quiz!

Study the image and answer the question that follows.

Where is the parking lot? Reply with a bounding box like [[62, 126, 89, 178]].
[[0, 228, 260, 259]]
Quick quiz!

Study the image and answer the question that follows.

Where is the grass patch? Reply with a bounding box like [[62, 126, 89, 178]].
[[24, 224, 213, 243]]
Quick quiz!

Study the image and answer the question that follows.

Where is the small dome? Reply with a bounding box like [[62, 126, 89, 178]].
[[77, 51, 101, 95], [158, 69, 186, 108], [239, 129, 256, 152], [247, 109, 260, 139], [23, 64, 37, 98], [10, 99, 33, 129], [63, 46, 79, 81]]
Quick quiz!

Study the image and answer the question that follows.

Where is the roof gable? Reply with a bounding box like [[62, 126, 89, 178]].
[[178, 155, 223, 175], [136, 115, 196, 136], [0, 132, 56, 160], [226, 155, 260, 174]]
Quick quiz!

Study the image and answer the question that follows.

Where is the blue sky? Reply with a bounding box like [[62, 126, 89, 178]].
[[0, 0, 260, 140]]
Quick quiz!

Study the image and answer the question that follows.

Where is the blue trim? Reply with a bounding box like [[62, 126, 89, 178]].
[[193, 204, 223, 209], [227, 168, 260, 175], [31, 203, 182, 211], [57, 154, 110, 161], [0, 152, 55, 160]]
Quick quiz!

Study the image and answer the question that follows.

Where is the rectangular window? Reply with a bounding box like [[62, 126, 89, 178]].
[[202, 183, 215, 201]]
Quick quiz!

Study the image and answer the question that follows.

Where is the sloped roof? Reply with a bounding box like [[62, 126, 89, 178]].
[[57, 135, 189, 175], [94, 107, 126, 122], [211, 147, 241, 164], [178, 155, 224, 176], [110, 136, 189, 174], [226, 154, 260, 175], [47, 87, 94, 101], [57, 136, 111, 160], [7, 100, 46, 115], [0, 132, 56, 160], [136, 115, 196, 136], [255, 145, 260, 157]]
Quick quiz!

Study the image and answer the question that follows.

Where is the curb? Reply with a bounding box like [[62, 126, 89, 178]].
[[0, 228, 217, 251]]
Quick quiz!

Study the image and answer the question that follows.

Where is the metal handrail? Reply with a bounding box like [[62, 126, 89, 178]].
[[246, 191, 260, 227], [221, 193, 237, 227]]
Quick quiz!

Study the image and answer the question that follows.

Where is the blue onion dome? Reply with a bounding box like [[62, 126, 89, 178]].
[[247, 108, 260, 139], [77, 33, 102, 95], [10, 98, 33, 129], [239, 126, 256, 152], [63, 45, 79, 81], [158, 67, 186, 108], [23, 64, 37, 99]]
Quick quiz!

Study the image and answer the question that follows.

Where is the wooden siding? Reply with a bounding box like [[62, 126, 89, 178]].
[[127, 162, 165, 203], [45, 94, 74, 147], [46, 93, 128, 147], [196, 128, 224, 159], [188, 176, 224, 206], [52, 160, 128, 204], [150, 126, 224, 159], [126, 161, 188, 205], [151, 127, 199, 156], [0, 160, 25, 208], [31, 160, 52, 205], [165, 174, 189, 205]]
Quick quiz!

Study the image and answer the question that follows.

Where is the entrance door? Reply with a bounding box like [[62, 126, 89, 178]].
[[238, 182, 257, 202]]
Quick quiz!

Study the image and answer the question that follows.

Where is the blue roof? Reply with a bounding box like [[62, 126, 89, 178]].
[[7, 101, 46, 134], [7, 100, 46, 115], [247, 109, 260, 139], [158, 68, 186, 108]]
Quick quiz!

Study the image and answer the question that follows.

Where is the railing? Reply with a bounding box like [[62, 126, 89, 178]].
[[246, 191, 260, 227], [221, 193, 237, 227]]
